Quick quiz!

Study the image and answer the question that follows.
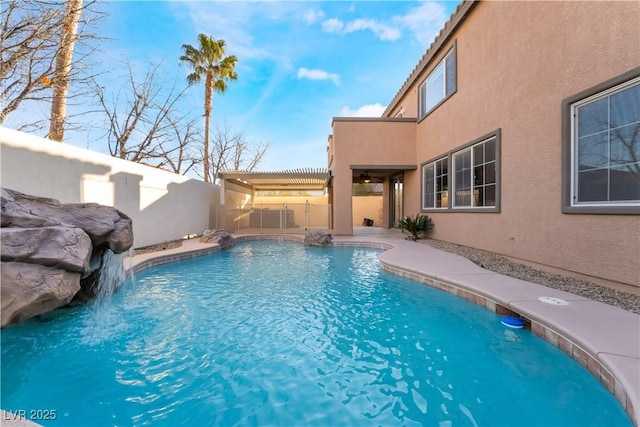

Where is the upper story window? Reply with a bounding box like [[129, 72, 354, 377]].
[[419, 45, 457, 119], [571, 78, 640, 207]]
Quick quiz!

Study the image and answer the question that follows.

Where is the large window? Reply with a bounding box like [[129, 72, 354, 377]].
[[453, 136, 497, 208], [571, 78, 640, 207], [562, 70, 640, 214], [422, 157, 448, 209], [421, 130, 500, 213], [419, 46, 456, 119]]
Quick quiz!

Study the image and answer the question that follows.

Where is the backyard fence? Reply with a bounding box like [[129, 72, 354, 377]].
[[222, 201, 331, 234]]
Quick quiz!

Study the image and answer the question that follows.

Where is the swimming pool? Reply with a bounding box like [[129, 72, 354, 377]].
[[1, 241, 631, 426]]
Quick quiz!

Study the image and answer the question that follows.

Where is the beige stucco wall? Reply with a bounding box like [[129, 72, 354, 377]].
[[393, 1, 640, 286], [0, 127, 219, 248], [389, 87, 418, 119], [352, 195, 384, 227], [330, 119, 416, 234]]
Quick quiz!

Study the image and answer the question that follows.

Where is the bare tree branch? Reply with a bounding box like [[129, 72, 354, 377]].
[[91, 60, 201, 175], [1, 0, 104, 134], [208, 122, 270, 183]]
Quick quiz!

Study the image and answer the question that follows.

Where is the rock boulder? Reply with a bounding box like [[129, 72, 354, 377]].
[[304, 230, 333, 247], [199, 229, 235, 250], [1, 226, 92, 273], [0, 188, 134, 327], [1, 187, 133, 254], [1, 262, 81, 326]]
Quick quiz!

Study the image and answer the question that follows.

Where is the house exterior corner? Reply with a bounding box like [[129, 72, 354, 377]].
[[329, 0, 640, 287]]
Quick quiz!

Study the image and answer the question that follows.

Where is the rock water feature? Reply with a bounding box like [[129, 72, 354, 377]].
[[94, 249, 128, 302], [0, 188, 134, 327], [304, 230, 333, 247], [199, 229, 236, 249]]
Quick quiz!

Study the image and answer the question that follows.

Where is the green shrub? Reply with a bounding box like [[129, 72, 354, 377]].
[[397, 214, 434, 241]]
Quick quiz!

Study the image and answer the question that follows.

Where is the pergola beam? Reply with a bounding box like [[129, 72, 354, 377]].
[[217, 168, 331, 191]]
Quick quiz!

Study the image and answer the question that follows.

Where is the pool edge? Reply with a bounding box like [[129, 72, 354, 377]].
[[124, 234, 639, 427]]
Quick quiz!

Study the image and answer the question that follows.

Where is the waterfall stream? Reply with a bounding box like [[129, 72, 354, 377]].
[[95, 249, 127, 302]]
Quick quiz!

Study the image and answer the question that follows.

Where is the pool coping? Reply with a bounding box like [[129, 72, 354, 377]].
[[125, 234, 639, 426]]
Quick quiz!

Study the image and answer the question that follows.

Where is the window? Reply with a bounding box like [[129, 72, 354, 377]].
[[422, 157, 448, 209], [419, 46, 457, 119], [571, 78, 640, 208], [420, 130, 501, 213], [453, 136, 497, 208], [562, 70, 640, 214]]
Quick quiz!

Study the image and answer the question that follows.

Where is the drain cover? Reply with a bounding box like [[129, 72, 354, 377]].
[[538, 296, 569, 305]]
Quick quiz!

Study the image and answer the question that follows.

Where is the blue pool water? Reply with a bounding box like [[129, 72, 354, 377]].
[[1, 241, 631, 426]]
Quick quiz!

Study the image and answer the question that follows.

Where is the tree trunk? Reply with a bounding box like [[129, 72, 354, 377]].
[[203, 71, 213, 182], [49, 0, 83, 142]]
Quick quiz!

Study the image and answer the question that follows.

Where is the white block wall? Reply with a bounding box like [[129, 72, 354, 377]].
[[0, 127, 219, 248]]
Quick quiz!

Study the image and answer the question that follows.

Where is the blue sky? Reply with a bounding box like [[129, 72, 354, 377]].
[[22, 1, 461, 172]]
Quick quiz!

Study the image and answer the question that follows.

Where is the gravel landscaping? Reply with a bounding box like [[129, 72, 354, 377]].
[[421, 239, 640, 315]]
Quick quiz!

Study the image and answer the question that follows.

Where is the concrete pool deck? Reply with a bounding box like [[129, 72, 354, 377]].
[[126, 229, 639, 426]]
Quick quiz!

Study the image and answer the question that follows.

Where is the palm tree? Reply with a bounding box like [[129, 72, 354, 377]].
[[180, 34, 238, 182]]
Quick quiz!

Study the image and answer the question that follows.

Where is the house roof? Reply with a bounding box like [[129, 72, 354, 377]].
[[217, 168, 331, 191], [383, 0, 478, 117]]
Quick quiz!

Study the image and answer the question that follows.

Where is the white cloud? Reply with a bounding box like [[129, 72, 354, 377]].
[[181, 3, 265, 60], [395, 2, 449, 45], [321, 18, 345, 33], [344, 19, 401, 41], [297, 68, 340, 86], [303, 8, 325, 25], [339, 103, 386, 118], [321, 17, 400, 41], [320, 1, 449, 46], [178, 1, 305, 70]]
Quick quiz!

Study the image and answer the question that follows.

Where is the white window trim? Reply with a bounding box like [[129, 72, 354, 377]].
[[569, 76, 640, 208]]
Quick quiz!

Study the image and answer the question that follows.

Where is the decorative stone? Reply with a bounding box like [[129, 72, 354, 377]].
[[1, 262, 81, 327], [1, 187, 133, 254], [0, 187, 134, 327], [74, 248, 125, 303], [199, 229, 235, 250], [304, 230, 333, 247], [1, 226, 92, 274]]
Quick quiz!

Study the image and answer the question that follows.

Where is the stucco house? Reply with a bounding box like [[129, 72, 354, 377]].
[[328, 0, 639, 288]]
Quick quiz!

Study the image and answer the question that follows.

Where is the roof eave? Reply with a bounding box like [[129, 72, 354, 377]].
[[383, 0, 479, 117]]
